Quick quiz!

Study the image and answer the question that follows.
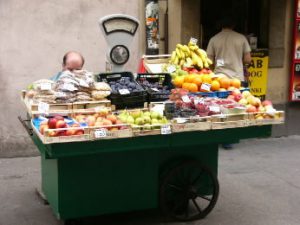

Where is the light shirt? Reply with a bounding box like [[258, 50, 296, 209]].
[[206, 29, 251, 81]]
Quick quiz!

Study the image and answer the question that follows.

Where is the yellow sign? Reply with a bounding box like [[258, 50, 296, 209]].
[[248, 49, 269, 100]]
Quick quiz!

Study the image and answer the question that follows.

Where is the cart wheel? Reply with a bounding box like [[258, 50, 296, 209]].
[[160, 160, 219, 221]]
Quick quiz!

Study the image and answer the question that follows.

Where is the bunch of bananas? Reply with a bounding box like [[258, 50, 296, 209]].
[[169, 41, 213, 69]]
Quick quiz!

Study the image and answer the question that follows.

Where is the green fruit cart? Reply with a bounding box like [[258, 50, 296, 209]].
[[20, 117, 272, 224]]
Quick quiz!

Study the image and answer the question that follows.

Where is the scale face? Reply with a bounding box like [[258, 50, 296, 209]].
[[103, 17, 138, 35], [99, 14, 139, 72]]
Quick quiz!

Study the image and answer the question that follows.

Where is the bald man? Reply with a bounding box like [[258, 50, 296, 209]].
[[51, 51, 85, 81]]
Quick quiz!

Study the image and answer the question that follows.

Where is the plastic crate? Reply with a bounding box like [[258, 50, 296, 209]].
[[95, 72, 147, 109], [191, 92, 218, 98], [216, 91, 230, 98], [136, 73, 173, 102]]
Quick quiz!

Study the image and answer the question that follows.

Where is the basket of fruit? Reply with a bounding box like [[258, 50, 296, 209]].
[[136, 73, 173, 102], [96, 72, 147, 109]]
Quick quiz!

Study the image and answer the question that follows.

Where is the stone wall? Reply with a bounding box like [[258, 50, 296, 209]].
[[0, 0, 143, 157]]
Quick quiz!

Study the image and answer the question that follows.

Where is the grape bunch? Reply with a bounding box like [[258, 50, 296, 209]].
[[109, 77, 144, 95]]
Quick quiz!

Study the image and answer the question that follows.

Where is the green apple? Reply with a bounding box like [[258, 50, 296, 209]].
[[143, 124, 152, 130], [151, 118, 159, 124], [150, 111, 159, 120], [126, 116, 135, 124], [143, 116, 151, 124], [135, 117, 144, 125], [131, 110, 141, 119], [143, 111, 151, 117]]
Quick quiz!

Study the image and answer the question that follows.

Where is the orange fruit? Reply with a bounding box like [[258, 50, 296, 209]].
[[231, 78, 241, 89], [219, 77, 231, 89], [182, 82, 191, 90], [202, 74, 212, 84], [192, 76, 202, 86], [211, 80, 221, 91], [184, 74, 196, 83], [173, 76, 185, 88], [187, 83, 198, 92]]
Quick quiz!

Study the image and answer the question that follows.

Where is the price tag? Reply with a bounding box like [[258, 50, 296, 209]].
[[167, 65, 176, 73], [40, 82, 52, 91], [38, 102, 49, 114], [119, 89, 130, 95], [151, 88, 159, 92], [209, 105, 220, 112], [216, 59, 225, 67], [63, 83, 76, 91], [182, 95, 191, 103], [194, 97, 204, 105], [190, 37, 198, 45], [94, 128, 107, 138], [200, 83, 211, 92], [161, 125, 171, 135]]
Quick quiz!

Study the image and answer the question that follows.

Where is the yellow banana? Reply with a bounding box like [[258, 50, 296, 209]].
[[176, 48, 182, 59], [189, 45, 199, 51], [170, 51, 176, 62], [191, 52, 203, 68], [197, 48, 208, 58], [186, 57, 193, 67], [180, 49, 186, 60], [176, 44, 184, 49], [174, 56, 179, 65], [203, 61, 209, 68], [179, 59, 185, 66], [207, 58, 213, 65], [183, 45, 190, 54]]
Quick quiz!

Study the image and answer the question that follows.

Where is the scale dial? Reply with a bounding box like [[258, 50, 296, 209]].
[[103, 17, 138, 35], [110, 45, 130, 65]]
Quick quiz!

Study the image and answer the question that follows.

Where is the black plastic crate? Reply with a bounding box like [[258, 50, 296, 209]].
[[136, 73, 173, 102], [95, 72, 147, 109]]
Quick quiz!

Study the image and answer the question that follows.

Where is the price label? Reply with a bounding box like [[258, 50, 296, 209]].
[[209, 105, 220, 112], [40, 82, 52, 91], [194, 97, 204, 105], [182, 95, 191, 103], [119, 89, 130, 95], [38, 102, 49, 114], [189, 37, 198, 45], [167, 65, 176, 73], [63, 83, 76, 91], [200, 83, 211, 92], [151, 88, 159, 92], [94, 128, 107, 138], [161, 125, 171, 135]]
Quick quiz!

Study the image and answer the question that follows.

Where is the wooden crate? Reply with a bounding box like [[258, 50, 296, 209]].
[[72, 99, 112, 114], [211, 114, 248, 130], [143, 54, 171, 73], [89, 125, 133, 140], [247, 111, 285, 126], [132, 124, 171, 136], [172, 117, 211, 133], [31, 121, 90, 144]]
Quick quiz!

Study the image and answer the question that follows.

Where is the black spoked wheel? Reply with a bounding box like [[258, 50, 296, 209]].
[[160, 160, 219, 221]]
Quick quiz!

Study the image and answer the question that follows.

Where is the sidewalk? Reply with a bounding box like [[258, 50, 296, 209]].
[[1, 136, 300, 225]]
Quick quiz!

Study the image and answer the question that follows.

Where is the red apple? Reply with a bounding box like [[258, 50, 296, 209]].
[[48, 118, 57, 129], [74, 129, 84, 135], [234, 93, 243, 102], [56, 130, 67, 136], [262, 100, 273, 107], [227, 95, 235, 100], [39, 124, 49, 135], [47, 130, 57, 137], [54, 115, 64, 121], [66, 129, 76, 136], [231, 88, 241, 96], [106, 114, 117, 124], [56, 120, 67, 128], [246, 105, 257, 113]]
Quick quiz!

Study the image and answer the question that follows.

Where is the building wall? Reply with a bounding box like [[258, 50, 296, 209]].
[[0, 0, 143, 157], [267, 0, 293, 103]]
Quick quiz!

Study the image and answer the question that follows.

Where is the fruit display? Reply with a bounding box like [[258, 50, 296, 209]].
[[137, 73, 173, 102], [109, 77, 144, 95], [117, 109, 169, 130], [38, 115, 84, 137], [169, 41, 213, 69], [226, 88, 276, 114]]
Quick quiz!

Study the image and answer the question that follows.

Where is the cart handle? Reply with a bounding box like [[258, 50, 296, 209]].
[[18, 116, 33, 136]]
